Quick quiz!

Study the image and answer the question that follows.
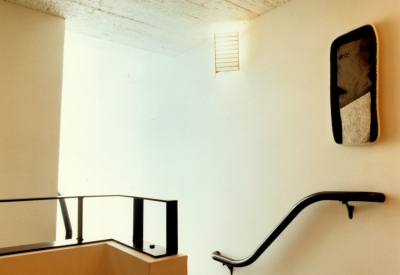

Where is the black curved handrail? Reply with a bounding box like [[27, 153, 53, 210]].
[[211, 191, 385, 274]]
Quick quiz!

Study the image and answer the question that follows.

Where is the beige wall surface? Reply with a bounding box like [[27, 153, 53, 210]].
[[0, 0, 64, 247], [136, 0, 400, 274]]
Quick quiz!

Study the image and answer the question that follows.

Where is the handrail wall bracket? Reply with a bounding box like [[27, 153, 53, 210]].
[[211, 191, 385, 274], [342, 201, 355, 219]]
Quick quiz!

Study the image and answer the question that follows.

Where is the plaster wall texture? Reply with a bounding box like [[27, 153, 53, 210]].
[[136, 0, 400, 274], [0, 1, 64, 247], [58, 0, 400, 274]]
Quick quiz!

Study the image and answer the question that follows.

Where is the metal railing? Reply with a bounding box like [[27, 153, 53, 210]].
[[211, 191, 385, 274], [57, 192, 73, 240], [0, 194, 178, 258]]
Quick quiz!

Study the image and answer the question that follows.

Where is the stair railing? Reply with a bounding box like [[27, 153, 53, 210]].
[[211, 191, 385, 274], [0, 194, 178, 258], [57, 191, 73, 240]]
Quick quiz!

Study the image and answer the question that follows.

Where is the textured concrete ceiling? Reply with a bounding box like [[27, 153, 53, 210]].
[[5, 0, 292, 56]]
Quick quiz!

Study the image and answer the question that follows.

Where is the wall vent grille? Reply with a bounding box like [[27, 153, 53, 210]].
[[214, 32, 239, 73]]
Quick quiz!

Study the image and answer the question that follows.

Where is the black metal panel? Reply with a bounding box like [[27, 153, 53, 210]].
[[77, 197, 84, 243], [166, 201, 178, 255], [133, 198, 144, 244]]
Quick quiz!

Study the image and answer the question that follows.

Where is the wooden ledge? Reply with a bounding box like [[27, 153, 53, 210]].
[[0, 241, 187, 275]]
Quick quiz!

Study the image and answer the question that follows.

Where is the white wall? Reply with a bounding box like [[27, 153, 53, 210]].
[[59, 0, 400, 274], [59, 31, 176, 196], [0, 0, 64, 247], [57, 32, 173, 241]]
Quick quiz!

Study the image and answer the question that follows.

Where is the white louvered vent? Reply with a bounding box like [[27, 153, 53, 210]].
[[214, 32, 239, 73]]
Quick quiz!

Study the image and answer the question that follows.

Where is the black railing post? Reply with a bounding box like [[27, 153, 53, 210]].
[[58, 192, 73, 240], [133, 198, 144, 248], [166, 200, 178, 255], [77, 197, 84, 243]]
